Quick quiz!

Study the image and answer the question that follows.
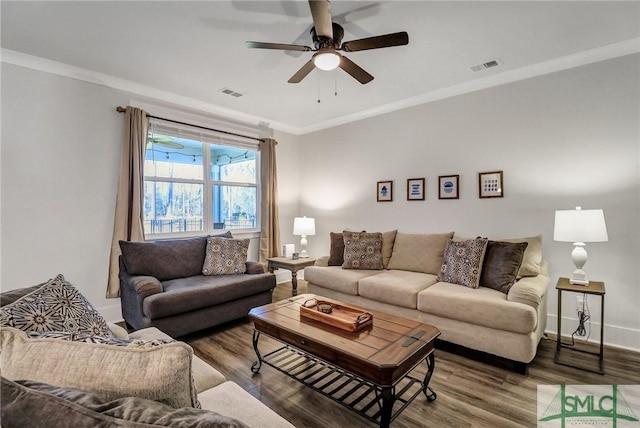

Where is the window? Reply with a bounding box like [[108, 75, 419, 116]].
[[143, 120, 259, 236]]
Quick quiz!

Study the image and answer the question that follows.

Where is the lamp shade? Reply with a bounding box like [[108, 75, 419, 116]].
[[293, 217, 316, 236], [553, 208, 608, 243]]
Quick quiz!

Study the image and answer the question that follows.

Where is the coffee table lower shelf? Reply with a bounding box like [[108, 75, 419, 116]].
[[251, 337, 436, 427]]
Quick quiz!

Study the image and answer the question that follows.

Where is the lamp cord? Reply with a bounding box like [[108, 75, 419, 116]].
[[569, 294, 591, 346]]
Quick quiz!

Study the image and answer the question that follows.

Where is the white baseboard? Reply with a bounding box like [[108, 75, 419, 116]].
[[546, 314, 640, 353]]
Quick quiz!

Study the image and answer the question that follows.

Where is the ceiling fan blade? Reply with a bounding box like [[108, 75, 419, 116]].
[[339, 56, 373, 84], [341, 31, 409, 52], [246, 41, 312, 52], [309, 0, 333, 39], [288, 60, 316, 83]]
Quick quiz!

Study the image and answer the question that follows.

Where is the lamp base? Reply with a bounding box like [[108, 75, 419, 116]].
[[299, 250, 310, 258], [570, 269, 588, 285]]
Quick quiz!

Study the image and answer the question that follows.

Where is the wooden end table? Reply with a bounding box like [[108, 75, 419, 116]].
[[555, 277, 605, 374], [249, 294, 440, 428], [267, 256, 316, 296]]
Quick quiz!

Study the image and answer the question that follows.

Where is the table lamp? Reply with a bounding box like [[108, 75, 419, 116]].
[[553, 207, 608, 285], [293, 216, 315, 258]]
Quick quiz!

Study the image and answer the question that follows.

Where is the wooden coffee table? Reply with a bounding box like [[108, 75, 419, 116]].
[[249, 294, 440, 428]]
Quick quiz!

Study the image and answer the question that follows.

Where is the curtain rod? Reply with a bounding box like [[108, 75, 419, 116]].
[[116, 106, 265, 143]]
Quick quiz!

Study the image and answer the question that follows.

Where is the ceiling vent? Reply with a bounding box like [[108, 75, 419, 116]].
[[470, 59, 501, 72], [219, 88, 243, 98]]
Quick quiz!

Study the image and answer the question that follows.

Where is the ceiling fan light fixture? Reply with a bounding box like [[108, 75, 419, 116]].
[[313, 51, 341, 71]]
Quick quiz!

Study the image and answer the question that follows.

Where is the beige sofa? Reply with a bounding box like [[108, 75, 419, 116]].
[[304, 232, 549, 372]]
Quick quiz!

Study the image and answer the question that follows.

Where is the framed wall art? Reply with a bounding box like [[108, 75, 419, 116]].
[[438, 175, 459, 199], [407, 178, 425, 201], [377, 180, 393, 202], [478, 171, 503, 198]]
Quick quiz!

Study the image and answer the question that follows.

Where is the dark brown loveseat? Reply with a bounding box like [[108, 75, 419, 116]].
[[119, 234, 275, 337]]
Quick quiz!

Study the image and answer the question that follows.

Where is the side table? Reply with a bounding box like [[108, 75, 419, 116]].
[[267, 257, 317, 296], [555, 277, 605, 374]]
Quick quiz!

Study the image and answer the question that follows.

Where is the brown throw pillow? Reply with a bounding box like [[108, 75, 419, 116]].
[[480, 240, 528, 293], [328, 232, 345, 266], [342, 231, 384, 270], [437, 238, 489, 288]]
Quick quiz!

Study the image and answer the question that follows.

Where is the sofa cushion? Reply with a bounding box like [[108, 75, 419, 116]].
[[198, 381, 295, 428], [387, 232, 454, 274], [480, 240, 528, 293], [328, 232, 346, 266], [143, 274, 275, 319], [342, 231, 384, 270], [120, 233, 232, 281], [303, 266, 382, 296], [128, 327, 226, 393], [202, 237, 250, 275], [0, 274, 113, 337], [417, 282, 537, 334], [501, 235, 542, 277], [0, 327, 199, 409], [358, 270, 438, 309], [1, 378, 248, 428], [437, 238, 489, 289]]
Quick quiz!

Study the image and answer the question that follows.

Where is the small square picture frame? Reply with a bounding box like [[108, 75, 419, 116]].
[[407, 178, 425, 201], [478, 171, 504, 198], [438, 175, 459, 199], [377, 180, 393, 202]]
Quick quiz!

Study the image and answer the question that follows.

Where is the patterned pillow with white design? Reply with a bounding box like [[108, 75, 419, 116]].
[[202, 237, 250, 275], [438, 238, 489, 288], [0, 274, 113, 337]]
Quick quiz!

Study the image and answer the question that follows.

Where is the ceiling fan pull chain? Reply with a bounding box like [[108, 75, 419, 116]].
[[317, 72, 321, 103], [335, 72, 338, 97]]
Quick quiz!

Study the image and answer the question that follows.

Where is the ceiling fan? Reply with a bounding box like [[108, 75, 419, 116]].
[[147, 136, 184, 150], [246, 0, 409, 84]]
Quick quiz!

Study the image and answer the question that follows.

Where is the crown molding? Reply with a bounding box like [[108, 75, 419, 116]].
[[3, 37, 639, 136], [297, 38, 640, 134]]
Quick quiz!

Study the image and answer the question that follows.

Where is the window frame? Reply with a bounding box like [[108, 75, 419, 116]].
[[144, 119, 261, 240]]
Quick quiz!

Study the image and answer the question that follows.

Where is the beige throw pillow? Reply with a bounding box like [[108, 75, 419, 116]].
[[388, 232, 455, 274], [381, 230, 398, 269], [501, 235, 542, 277], [0, 327, 199, 409]]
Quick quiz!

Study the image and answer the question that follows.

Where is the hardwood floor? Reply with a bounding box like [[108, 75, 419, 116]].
[[182, 281, 640, 428]]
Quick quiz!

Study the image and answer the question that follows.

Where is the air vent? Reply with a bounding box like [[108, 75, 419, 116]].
[[219, 88, 244, 98], [470, 59, 501, 72]]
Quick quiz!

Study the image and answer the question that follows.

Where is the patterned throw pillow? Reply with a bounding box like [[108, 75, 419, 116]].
[[342, 231, 384, 270], [0, 274, 113, 337], [202, 237, 250, 275], [438, 238, 489, 288]]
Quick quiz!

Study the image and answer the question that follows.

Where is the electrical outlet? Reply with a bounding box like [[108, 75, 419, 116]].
[[576, 295, 585, 312]]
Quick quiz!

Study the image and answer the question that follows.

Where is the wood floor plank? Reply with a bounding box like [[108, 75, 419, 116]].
[[182, 281, 640, 428]]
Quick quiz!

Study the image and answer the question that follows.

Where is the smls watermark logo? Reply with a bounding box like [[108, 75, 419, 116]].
[[538, 385, 640, 427]]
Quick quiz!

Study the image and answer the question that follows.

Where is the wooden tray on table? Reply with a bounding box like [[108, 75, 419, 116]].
[[300, 297, 373, 332]]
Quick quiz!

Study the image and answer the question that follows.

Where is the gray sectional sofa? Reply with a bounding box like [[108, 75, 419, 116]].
[[119, 234, 276, 337], [305, 231, 549, 372]]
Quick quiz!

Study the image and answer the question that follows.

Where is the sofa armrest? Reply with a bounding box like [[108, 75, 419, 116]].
[[507, 264, 549, 311], [245, 261, 265, 275], [314, 256, 329, 267]]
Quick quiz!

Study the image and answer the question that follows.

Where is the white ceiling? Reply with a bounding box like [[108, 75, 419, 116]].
[[2, 1, 639, 134]]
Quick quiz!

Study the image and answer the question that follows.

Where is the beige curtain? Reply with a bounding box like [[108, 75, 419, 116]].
[[106, 107, 149, 298], [259, 138, 281, 265]]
